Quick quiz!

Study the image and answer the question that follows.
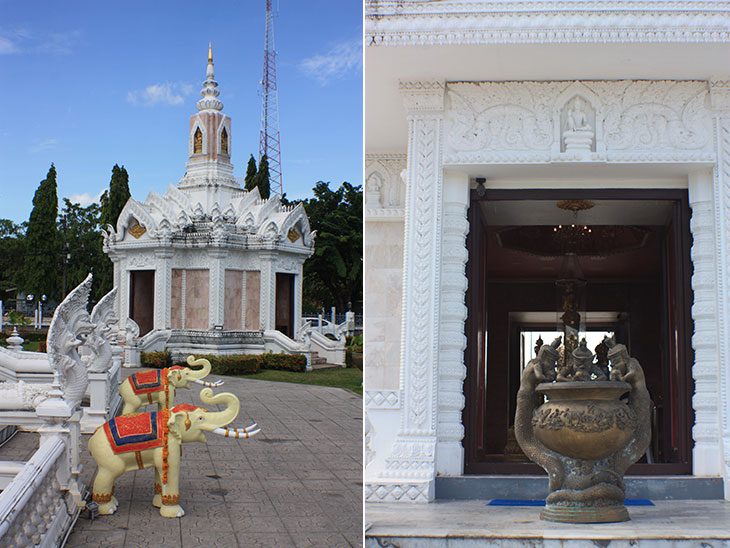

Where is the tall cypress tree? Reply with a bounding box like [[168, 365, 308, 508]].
[[24, 164, 60, 300], [96, 164, 131, 299], [254, 155, 271, 199], [100, 164, 130, 229], [244, 155, 257, 191]]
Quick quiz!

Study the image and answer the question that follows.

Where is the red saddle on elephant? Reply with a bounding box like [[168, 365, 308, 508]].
[[129, 367, 185, 395], [103, 411, 167, 454]]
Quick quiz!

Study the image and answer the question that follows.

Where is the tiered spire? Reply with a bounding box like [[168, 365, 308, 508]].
[[197, 42, 223, 112]]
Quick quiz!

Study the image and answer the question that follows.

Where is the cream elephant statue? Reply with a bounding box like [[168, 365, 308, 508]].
[[119, 355, 224, 414], [89, 387, 260, 518]]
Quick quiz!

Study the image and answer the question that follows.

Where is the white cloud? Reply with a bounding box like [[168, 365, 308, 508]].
[[127, 82, 194, 107], [28, 138, 58, 153], [0, 35, 17, 54], [68, 190, 104, 207], [299, 38, 362, 85], [0, 28, 80, 55]]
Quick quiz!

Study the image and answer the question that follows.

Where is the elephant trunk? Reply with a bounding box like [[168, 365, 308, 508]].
[[186, 355, 212, 381], [199, 388, 239, 429]]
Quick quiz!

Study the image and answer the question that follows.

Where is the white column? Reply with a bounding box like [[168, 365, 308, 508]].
[[436, 170, 470, 476], [688, 169, 723, 477], [294, 263, 304, 338], [154, 248, 173, 330], [260, 252, 277, 331], [208, 249, 227, 329], [369, 82, 445, 503], [709, 79, 730, 499]]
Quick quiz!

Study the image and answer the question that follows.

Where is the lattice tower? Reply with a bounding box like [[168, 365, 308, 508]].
[[259, 0, 283, 196]]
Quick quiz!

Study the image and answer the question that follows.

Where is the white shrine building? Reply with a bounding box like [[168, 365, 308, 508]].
[[104, 49, 314, 358], [364, 0, 730, 505]]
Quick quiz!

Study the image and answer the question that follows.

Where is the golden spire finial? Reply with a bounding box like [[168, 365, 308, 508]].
[[208, 42, 213, 63]]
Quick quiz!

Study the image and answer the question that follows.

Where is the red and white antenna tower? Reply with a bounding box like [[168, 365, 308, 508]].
[[259, 0, 283, 197]]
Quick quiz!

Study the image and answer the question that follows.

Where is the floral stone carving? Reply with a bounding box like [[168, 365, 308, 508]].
[[515, 336, 650, 523]]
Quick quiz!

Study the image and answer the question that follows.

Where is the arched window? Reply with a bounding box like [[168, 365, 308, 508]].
[[220, 127, 229, 155], [193, 128, 203, 154]]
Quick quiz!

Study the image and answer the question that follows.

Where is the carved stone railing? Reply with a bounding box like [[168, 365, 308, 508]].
[[0, 436, 74, 548]]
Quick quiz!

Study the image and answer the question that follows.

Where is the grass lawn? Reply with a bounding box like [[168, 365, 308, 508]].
[[242, 367, 363, 396]]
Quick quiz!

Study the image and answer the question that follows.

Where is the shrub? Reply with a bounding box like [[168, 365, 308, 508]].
[[141, 351, 172, 369], [260, 352, 307, 372], [176, 354, 261, 376], [346, 334, 363, 353]]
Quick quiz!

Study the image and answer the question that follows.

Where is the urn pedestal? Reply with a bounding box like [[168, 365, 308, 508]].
[[515, 340, 651, 524]]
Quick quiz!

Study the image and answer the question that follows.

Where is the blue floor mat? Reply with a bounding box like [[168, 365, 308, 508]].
[[487, 499, 654, 507]]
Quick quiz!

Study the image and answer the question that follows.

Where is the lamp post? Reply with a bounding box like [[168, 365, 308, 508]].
[[39, 294, 47, 329], [26, 294, 34, 329]]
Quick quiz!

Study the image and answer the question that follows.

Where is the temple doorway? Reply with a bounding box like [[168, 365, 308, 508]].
[[463, 189, 694, 475], [129, 270, 155, 336], [275, 273, 295, 338]]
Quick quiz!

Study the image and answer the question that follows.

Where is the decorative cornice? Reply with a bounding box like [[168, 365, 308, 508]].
[[710, 79, 730, 112], [365, 208, 406, 222], [365, 390, 401, 409], [400, 81, 445, 113], [366, 1, 730, 46]]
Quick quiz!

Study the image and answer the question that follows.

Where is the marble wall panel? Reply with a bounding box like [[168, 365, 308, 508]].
[[185, 269, 209, 330], [364, 221, 404, 389], [171, 269, 183, 329], [245, 271, 261, 330], [224, 269, 243, 330]]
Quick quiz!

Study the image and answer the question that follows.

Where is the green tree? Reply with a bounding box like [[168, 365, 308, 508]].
[[0, 219, 27, 296], [253, 155, 271, 199], [244, 155, 257, 191], [23, 164, 60, 300], [60, 199, 106, 302], [100, 164, 130, 229], [97, 164, 131, 298], [300, 182, 362, 313]]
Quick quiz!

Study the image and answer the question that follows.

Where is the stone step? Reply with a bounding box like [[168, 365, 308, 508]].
[[365, 499, 730, 547], [310, 352, 327, 365], [436, 475, 725, 501]]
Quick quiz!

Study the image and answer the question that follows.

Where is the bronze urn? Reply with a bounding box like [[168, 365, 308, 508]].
[[515, 337, 651, 523]]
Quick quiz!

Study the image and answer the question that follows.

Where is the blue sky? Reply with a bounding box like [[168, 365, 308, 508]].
[[0, 1, 362, 224]]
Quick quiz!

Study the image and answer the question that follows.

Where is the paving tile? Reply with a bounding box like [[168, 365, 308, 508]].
[[181, 531, 240, 548], [234, 532, 297, 548], [64, 529, 126, 548], [227, 501, 280, 518], [125, 529, 181, 548], [229, 514, 289, 534], [292, 532, 357, 548]]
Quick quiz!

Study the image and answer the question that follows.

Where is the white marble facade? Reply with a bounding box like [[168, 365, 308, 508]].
[[364, 0, 730, 502], [104, 50, 313, 346]]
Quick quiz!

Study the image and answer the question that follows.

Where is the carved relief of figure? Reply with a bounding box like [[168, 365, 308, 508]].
[[566, 97, 591, 132], [562, 96, 595, 154]]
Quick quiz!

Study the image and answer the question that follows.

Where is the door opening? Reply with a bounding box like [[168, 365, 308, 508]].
[[463, 189, 694, 475], [129, 270, 155, 336]]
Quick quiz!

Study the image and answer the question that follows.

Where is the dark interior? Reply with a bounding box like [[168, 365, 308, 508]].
[[463, 189, 694, 475], [129, 270, 155, 337]]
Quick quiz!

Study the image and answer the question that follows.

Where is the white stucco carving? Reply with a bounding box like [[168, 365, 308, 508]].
[[444, 80, 713, 164], [365, 1, 730, 46]]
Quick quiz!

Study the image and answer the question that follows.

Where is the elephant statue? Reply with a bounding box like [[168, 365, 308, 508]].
[[119, 355, 224, 414], [88, 387, 260, 518]]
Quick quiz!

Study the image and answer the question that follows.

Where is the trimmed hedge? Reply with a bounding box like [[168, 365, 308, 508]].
[[170, 352, 306, 375], [172, 354, 260, 376], [260, 352, 307, 372], [141, 351, 172, 369]]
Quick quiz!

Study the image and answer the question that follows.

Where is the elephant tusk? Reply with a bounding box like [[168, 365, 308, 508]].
[[212, 427, 261, 439], [194, 379, 224, 387]]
